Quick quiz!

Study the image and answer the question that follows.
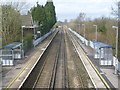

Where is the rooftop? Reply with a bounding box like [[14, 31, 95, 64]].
[[93, 42, 115, 49], [0, 42, 22, 50], [21, 14, 33, 26]]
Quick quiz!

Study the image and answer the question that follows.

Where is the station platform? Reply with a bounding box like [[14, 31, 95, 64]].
[[1, 30, 58, 89], [76, 36, 119, 89]]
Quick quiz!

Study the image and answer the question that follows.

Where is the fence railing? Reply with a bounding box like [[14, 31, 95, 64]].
[[33, 29, 55, 47], [68, 28, 92, 47], [68, 28, 120, 71]]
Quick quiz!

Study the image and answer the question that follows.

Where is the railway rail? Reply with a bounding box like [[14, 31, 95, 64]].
[[32, 29, 67, 89], [20, 30, 68, 89], [4, 30, 58, 89], [21, 28, 94, 89], [49, 30, 62, 88], [64, 28, 93, 88], [54, 29, 67, 88], [32, 31, 61, 88], [4, 26, 110, 89], [67, 28, 109, 89]]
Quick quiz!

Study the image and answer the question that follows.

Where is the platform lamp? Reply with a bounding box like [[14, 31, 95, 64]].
[[21, 25, 25, 58], [82, 24, 86, 44], [77, 24, 80, 34], [112, 26, 118, 74], [40, 24, 43, 37], [82, 24, 86, 38], [93, 24, 98, 42]]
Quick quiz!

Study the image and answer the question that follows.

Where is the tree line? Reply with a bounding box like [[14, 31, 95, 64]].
[[1, 1, 56, 46], [30, 1, 56, 36], [2, 5, 22, 46], [67, 12, 117, 56]]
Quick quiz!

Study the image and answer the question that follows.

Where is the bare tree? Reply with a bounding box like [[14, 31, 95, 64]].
[[1, 1, 29, 14], [1, 1, 31, 45], [111, 1, 119, 20], [2, 4, 22, 45], [77, 12, 86, 22]]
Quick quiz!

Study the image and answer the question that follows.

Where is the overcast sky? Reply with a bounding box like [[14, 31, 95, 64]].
[[37, 0, 117, 21], [1, 0, 117, 21]]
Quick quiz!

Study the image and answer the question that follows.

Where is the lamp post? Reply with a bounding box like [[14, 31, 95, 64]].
[[40, 24, 42, 37], [77, 24, 80, 34], [112, 26, 118, 74], [93, 24, 98, 42], [21, 26, 25, 58], [33, 25, 36, 40], [82, 24, 86, 38]]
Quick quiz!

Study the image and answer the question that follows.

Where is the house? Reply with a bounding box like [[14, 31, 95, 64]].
[[21, 14, 39, 40]]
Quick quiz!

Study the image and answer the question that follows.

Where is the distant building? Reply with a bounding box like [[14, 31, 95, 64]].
[[20, 14, 39, 40], [21, 14, 33, 26]]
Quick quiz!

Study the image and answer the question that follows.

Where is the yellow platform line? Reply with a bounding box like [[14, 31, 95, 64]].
[[5, 52, 38, 89], [81, 48, 111, 89], [69, 31, 111, 90], [5, 31, 58, 90]]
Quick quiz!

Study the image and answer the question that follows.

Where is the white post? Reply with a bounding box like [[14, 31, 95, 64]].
[[82, 24, 86, 44], [77, 24, 80, 34], [100, 48, 101, 67], [93, 25, 98, 42], [112, 26, 118, 74], [40, 24, 42, 37], [96, 25, 98, 42], [34, 28, 35, 39], [115, 27, 118, 74], [22, 27, 23, 50], [82, 24, 85, 38], [22, 26, 25, 58], [12, 50, 14, 66]]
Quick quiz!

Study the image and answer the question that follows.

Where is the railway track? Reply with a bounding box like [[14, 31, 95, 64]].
[[67, 28, 109, 89], [49, 30, 62, 88], [32, 29, 67, 89], [64, 28, 92, 88], [20, 27, 95, 89], [67, 29, 96, 88], [54, 28, 67, 88], [32, 31, 61, 88], [67, 30, 88, 88]]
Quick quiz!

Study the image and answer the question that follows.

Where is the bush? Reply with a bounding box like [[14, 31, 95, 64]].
[[23, 34, 34, 53]]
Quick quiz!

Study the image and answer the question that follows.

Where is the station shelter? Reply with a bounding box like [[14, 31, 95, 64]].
[[93, 42, 115, 66], [0, 42, 22, 66]]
